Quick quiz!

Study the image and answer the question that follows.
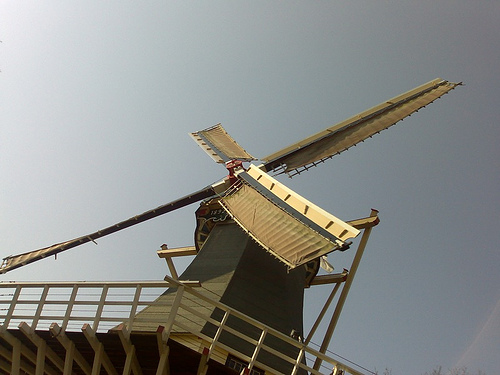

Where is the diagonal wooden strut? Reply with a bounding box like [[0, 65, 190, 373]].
[[313, 209, 379, 372]]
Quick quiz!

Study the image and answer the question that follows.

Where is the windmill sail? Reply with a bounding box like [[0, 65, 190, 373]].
[[2, 78, 460, 275], [0, 185, 220, 274], [218, 165, 359, 269], [262, 78, 461, 175], [190, 123, 256, 163]]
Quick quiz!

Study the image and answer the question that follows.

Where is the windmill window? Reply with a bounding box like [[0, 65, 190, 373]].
[[225, 354, 265, 375]]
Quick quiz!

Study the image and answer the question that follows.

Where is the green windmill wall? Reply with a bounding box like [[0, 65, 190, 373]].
[[131, 221, 307, 373]]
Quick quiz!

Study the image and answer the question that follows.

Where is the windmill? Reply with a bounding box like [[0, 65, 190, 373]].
[[0, 78, 460, 375]]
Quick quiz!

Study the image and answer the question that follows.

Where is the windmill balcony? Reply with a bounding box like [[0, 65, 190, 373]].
[[0, 277, 365, 375]]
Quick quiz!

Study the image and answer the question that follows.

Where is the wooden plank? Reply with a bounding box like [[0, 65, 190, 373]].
[[91, 343, 103, 375], [156, 326, 170, 375], [164, 258, 179, 280], [50, 323, 92, 375], [82, 323, 119, 375], [157, 246, 197, 258], [32, 285, 49, 330], [196, 347, 209, 375], [11, 339, 21, 375], [347, 214, 380, 229], [34, 339, 45, 375], [92, 285, 109, 332], [18, 322, 65, 374], [63, 340, 75, 375], [122, 344, 135, 375], [0, 327, 45, 375], [115, 324, 143, 375], [0, 357, 13, 374], [155, 348, 170, 375], [309, 272, 348, 286], [126, 285, 143, 330]]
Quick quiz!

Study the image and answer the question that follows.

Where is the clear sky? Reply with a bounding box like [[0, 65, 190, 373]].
[[1, 2, 498, 374]]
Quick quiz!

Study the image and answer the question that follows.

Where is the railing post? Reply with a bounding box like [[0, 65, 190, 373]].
[[248, 327, 267, 372], [208, 309, 230, 358], [62, 284, 79, 331], [163, 285, 185, 340], [32, 285, 49, 330], [92, 285, 109, 332], [290, 346, 305, 375], [3, 284, 21, 328], [126, 284, 142, 331]]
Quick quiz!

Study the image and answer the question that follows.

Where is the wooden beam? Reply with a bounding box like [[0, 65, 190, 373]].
[[35, 339, 45, 375], [126, 285, 143, 331], [0, 356, 13, 374], [11, 338, 21, 375], [309, 271, 348, 286], [115, 323, 143, 375], [196, 347, 209, 375], [0, 344, 36, 375], [91, 343, 104, 375], [0, 327, 45, 375], [163, 275, 201, 287], [63, 340, 75, 375], [314, 209, 378, 371], [248, 329, 267, 372], [18, 322, 64, 374], [164, 258, 179, 280], [82, 323, 119, 375], [31, 285, 49, 330], [50, 323, 92, 375], [155, 348, 170, 375], [0, 345, 22, 375], [305, 282, 343, 345], [347, 214, 380, 230], [155, 326, 170, 375], [122, 344, 135, 375], [157, 246, 197, 280], [157, 246, 197, 258]]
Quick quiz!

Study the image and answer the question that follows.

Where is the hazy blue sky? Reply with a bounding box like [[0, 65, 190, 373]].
[[1, 2, 499, 374]]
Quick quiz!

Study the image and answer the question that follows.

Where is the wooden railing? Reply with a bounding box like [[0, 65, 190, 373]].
[[0, 278, 365, 375]]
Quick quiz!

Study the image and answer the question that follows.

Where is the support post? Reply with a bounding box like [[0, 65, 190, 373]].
[[313, 209, 378, 371], [11, 339, 21, 375], [0, 326, 44, 374], [35, 339, 46, 375], [82, 323, 118, 375], [91, 343, 104, 375], [196, 347, 209, 375], [63, 340, 75, 375], [122, 345, 136, 375], [19, 321, 65, 373], [305, 281, 343, 344], [155, 326, 171, 375], [115, 323, 143, 375], [50, 323, 92, 375]]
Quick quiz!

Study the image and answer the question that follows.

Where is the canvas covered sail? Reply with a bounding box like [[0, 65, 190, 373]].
[[219, 166, 359, 269]]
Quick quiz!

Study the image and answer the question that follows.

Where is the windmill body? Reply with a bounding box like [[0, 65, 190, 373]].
[[0, 79, 461, 374], [138, 221, 307, 374]]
